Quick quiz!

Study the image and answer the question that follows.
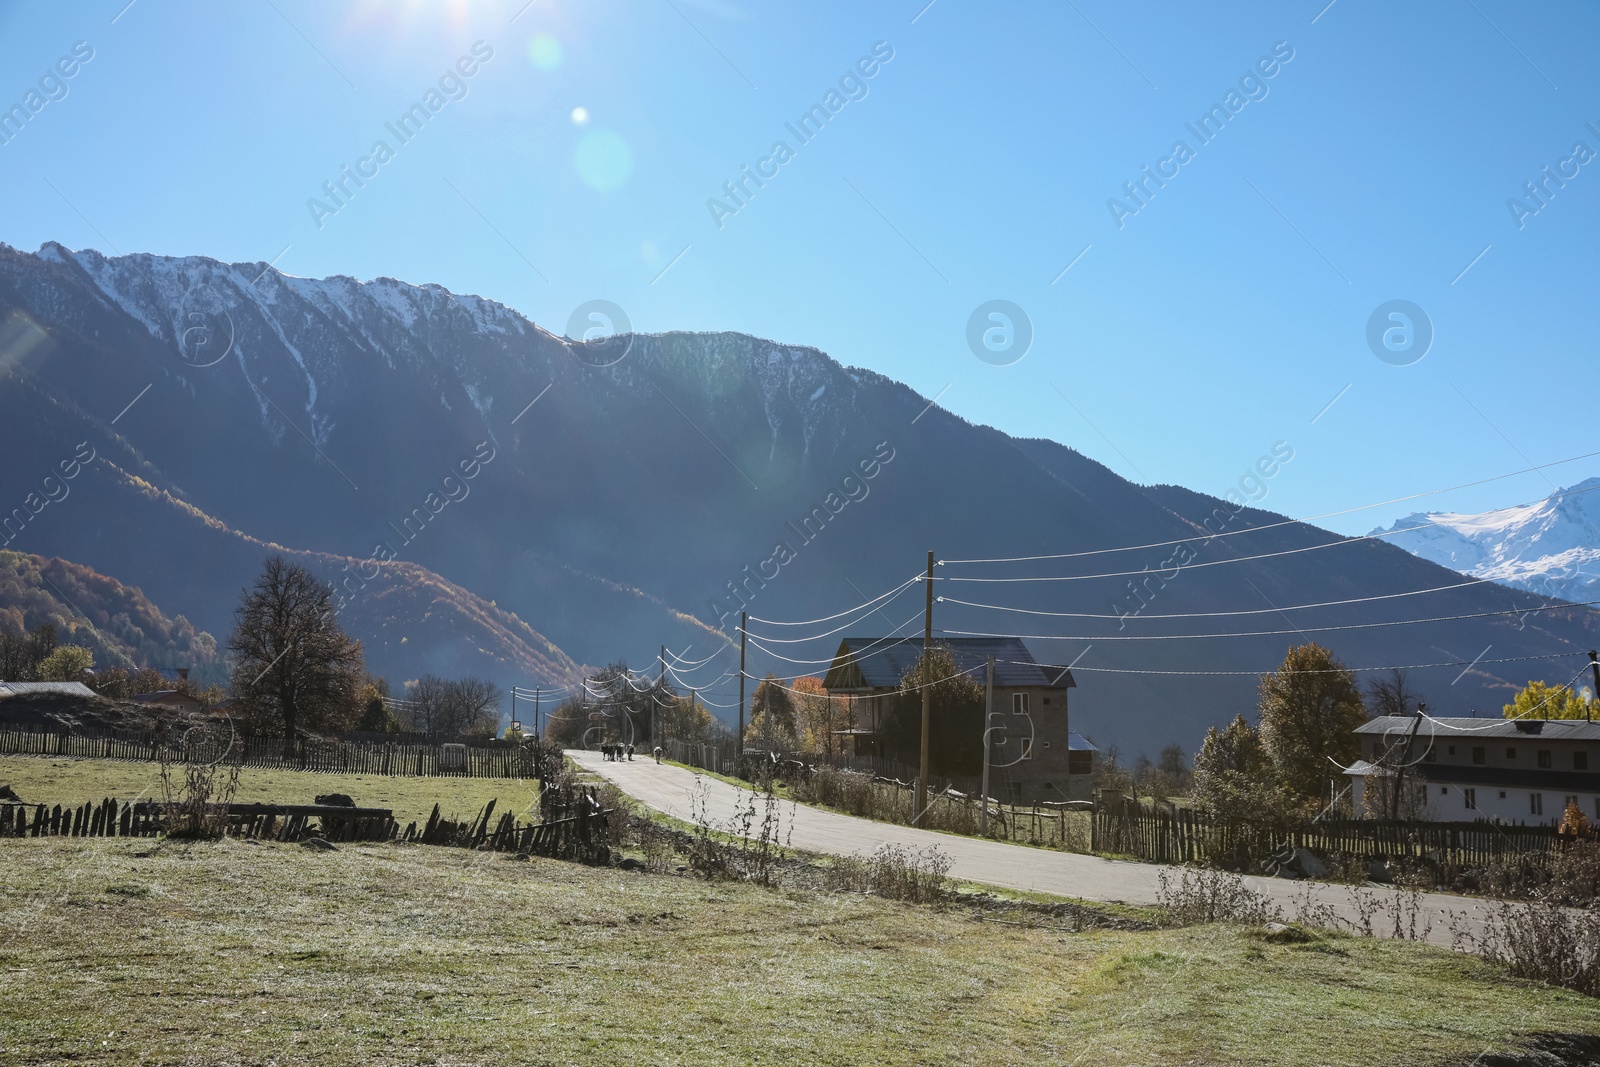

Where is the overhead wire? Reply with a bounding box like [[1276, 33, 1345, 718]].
[[745, 572, 923, 626], [1415, 664, 1594, 732], [935, 576, 1508, 620], [938, 596, 1600, 643], [1015, 650, 1587, 677]]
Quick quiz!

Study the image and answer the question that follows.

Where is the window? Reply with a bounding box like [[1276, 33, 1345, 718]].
[[1568, 795, 1580, 811], [1441, 787, 1449, 795], [1499, 791, 1507, 799], [1019, 738, 1034, 760], [1042, 740, 1051, 749], [1423, 745, 1435, 763], [1068, 752, 1092, 775], [1506, 747, 1517, 760], [1578, 751, 1590, 771], [1042, 697, 1051, 705], [1539, 750, 1552, 769], [1531, 793, 1545, 816], [1464, 788, 1477, 810], [1472, 747, 1486, 765], [1448, 745, 1457, 756], [1012, 693, 1030, 716]]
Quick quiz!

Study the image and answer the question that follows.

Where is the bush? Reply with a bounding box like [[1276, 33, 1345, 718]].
[[1158, 867, 1280, 927], [1459, 900, 1600, 998], [825, 844, 952, 906]]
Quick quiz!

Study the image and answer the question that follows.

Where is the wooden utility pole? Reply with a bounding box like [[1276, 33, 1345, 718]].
[[738, 611, 747, 764], [534, 687, 540, 741], [1589, 651, 1599, 723], [916, 550, 934, 818], [981, 655, 994, 836], [658, 645, 666, 745]]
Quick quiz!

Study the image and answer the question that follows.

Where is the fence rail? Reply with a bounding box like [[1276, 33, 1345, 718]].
[[0, 727, 550, 779], [1091, 797, 1565, 874]]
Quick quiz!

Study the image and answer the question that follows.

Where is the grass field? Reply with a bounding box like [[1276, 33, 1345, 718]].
[[0, 755, 534, 828], [2, 837, 1598, 1066]]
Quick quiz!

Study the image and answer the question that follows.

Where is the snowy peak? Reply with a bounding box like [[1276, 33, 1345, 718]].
[[1372, 478, 1600, 602]]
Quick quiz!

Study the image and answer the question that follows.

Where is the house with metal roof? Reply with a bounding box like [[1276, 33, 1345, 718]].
[[1347, 715, 1600, 824], [820, 636, 1093, 802]]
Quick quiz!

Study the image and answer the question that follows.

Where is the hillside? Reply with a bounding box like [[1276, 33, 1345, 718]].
[[0, 550, 219, 677], [3, 242, 1598, 751]]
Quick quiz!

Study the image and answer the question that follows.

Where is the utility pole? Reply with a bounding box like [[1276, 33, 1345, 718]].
[[738, 611, 747, 764], [1589, 652, 1599, 723], [658, 645, 666, 745], [981, 655, 994, 836], [510, 687, 517, 738], [916, 550, 934, 818], [534, 687, 540, 741], [826, 693, 833, 763]]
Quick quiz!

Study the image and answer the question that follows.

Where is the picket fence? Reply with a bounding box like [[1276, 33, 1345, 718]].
[[1092, 797, 1565, 873]]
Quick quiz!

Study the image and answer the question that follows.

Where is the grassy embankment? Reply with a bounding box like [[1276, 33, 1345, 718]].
[[4, 836, 1600, 1066]]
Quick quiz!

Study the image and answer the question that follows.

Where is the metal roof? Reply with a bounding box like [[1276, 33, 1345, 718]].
[[1355, 716, 1600, 742], [1066, 731, 1097, 752], [0, 681, 96, 697], [821, 636, 1074, 692]]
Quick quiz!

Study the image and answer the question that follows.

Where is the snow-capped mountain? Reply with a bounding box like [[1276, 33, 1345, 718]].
[[1371, 479, 1600, 605], [6, 241, 1600, 748]]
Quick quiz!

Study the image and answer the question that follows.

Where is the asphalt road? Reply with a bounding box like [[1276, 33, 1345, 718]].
[[570, 748, 1496, 947]]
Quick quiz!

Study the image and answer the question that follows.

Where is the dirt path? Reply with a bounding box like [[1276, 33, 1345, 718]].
[[571, 748, 1495, 946]]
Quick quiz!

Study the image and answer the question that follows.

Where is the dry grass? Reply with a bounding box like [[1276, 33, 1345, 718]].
[[0, 754, 537, 827], [2, 838, 1600, 1065]]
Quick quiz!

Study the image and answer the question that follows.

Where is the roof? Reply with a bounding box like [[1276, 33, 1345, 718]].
[[1066, 732, 1097, 752], [821, 637, 1074, 692], [1355, 716, 1600, 742], [131, 690, 202, 705], [0, 681, 96, 697]]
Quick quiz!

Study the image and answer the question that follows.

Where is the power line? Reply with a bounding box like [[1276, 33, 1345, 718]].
[[745, 572, 923, 626], [938, 596, 1600, 643], [742, 606, 925, 666], [1016, 651, 1586, 677], [936, 576, 1504, 621], [939, 449, 1600, 566]]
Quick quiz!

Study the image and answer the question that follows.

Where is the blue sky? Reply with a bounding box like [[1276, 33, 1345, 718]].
[[2, 0, 1597, 536]]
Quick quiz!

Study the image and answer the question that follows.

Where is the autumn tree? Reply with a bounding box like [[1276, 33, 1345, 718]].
[[228, 555, 364, 746], [745, 673, 797, 750], [1503, 679, 1597, 721], [790, 675, 846, 757], [1257, 643, 1367, 807], [37, 644, 92, 681]]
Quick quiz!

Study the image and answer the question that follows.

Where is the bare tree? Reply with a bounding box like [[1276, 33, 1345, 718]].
[[228, 556, 364, 749], [1368, 668, 1424, 718]]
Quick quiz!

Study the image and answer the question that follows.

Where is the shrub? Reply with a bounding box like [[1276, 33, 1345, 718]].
[[825, 844, 952, 905], [1157, 867, 1280, 927]]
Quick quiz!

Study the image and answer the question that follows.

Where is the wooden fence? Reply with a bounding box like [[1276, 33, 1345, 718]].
[[0, 727, 553, 779], [0, 791, 612, 863], [0, 799, 394, 842], [1091, 797, 1565, 873]]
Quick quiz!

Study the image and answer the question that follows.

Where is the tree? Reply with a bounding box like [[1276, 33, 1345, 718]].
[[1503, 679, 1597, 721], [1153, 742, 1193, 799], [355, 676, 402, 733], [399, 674, 501, 737], [1192, 715, 1290, 828], [788, 676, 854, 759], [745, 674, 797, 750], [1368, 668, 1424, 718], [228, 555, 364, 745], [1257, 643, 1367, 806], [37, 644, 92, 681], [888, 644, 984, 777], [660, 691, 725, 745]]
